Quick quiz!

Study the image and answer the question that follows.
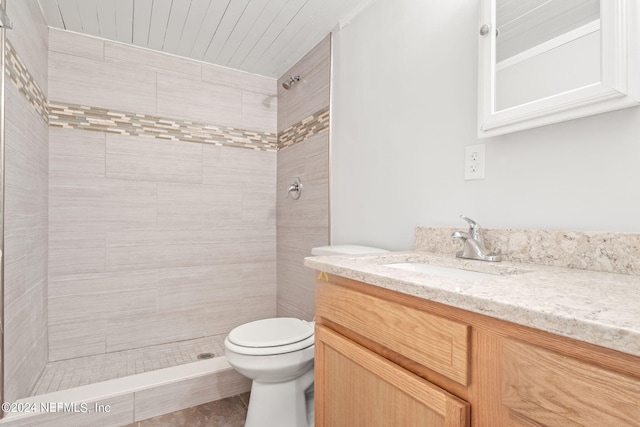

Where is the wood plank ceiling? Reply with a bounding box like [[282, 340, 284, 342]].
[[37, 0, 367, 78]]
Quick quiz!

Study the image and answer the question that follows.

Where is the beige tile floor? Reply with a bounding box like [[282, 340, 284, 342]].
[[123, 393, 249, 427]]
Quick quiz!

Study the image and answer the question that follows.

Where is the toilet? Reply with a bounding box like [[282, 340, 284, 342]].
[[224, 245, 388, 427]]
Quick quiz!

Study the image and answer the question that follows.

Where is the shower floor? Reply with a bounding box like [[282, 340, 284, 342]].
[[31, 334, 227, 396]]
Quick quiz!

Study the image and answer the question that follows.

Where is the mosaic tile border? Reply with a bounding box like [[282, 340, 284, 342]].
[[278, 106, 330, 149], [416, 226, 640, 275], [49, 101, 278, 151], [5, 36, 320, 152], [5, 40, 48, 123]]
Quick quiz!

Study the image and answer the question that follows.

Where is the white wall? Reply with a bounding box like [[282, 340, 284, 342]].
[[330, 0, 640, 251]]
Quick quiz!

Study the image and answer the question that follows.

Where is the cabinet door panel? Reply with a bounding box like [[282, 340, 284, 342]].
[[502, 339, 640, 427], [316, 281, 469, 385], [316, 325, 469, 427]]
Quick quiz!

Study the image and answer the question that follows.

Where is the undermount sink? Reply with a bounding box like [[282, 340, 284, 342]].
[[384, 262, 499, 281]]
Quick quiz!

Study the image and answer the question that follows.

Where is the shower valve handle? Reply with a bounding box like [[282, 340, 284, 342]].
[[287, 177, 302, 200]]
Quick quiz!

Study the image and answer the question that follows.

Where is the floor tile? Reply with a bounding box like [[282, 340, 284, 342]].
[[133, 395, 248, 427], [32, 335, 226, 395]]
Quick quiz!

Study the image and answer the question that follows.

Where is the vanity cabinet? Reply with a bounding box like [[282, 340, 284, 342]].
[[314, 274, 640, 427], [315, 327, 469, 426]]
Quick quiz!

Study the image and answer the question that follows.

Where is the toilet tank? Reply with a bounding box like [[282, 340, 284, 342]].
[[311, 245, 389, 256]]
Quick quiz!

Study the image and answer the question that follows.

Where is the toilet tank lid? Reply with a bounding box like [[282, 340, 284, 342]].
[[311, 245, 389, 256]]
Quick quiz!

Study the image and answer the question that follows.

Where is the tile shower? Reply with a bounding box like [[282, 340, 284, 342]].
[[46, 25, 277, 367], [2, 1, 330, 424]]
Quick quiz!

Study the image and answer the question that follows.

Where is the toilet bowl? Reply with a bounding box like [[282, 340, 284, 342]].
[[225, 245, 388, 427], [224, 318, 315, 427]]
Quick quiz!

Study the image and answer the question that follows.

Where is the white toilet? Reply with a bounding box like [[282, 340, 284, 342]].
[[224, 245, 388, 427]]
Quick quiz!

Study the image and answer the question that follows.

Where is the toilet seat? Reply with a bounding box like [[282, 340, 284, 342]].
[[226, 318, 315, 356]]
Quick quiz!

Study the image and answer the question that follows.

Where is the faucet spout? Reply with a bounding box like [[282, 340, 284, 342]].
[[451, 231, 472, 240], [452, 216, 501, 262]]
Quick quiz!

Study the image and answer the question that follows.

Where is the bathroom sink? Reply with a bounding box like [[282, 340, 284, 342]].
[[384, 262, 499, 281]]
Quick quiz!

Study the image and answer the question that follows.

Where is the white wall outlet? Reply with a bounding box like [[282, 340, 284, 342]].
[[464, 144, 485, 180]]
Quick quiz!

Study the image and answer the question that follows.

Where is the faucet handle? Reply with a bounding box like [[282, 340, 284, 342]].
[[459, 215, 483, 243]]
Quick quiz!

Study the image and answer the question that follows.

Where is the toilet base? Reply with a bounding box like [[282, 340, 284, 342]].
[[245, 367, 314, 427]]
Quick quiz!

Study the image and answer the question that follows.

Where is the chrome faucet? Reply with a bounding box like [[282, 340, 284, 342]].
[[452, 215, 501, 262]]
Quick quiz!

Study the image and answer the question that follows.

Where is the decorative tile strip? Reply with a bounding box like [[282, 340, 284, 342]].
[[415, 226, 640, 275], [278, 106, 330, 150], [49, 102, 278, 151], [5, 40, 49, 123]]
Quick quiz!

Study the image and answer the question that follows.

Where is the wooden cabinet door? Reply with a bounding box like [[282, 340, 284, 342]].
[[315, 325, 469, 427], [500, 338, 640, 427]]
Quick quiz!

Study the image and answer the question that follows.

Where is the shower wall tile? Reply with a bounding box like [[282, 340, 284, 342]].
[[242, 183, 277, 227], [4, 331, 48, 411], [50, 152, 105, 177], [277, 226, 328, 320], [156, 183, 241, 229], [106, 311, 205, 353], [277, 107, 329, 150], [49, 132, 104, 159], [157, 73, 243, 128], [4, 29, 49, 401], [49, 50, 157, 116], [4, 282, 48, 402], [203, 261, 277, 334], [277, 134, 329, 227], [48, 319, 107, 361], [241, 91, 278, 132], [103, 180, 158, 230], [202, 144, 276, 184], [47, 30, 277, 361], [49, 271, 159, 298], [276, 36, 331, 321], [104, 41, 202, 77], [48, 28, 277, 137], [277, 34, 331, 132], [48, 28, 105, 61], [3, 232, 28, 309], [240, 262, 278, 320], [49, 177, 106, 234], [105, 228, 275, 271], [48, 234, 106, 276], [49, 127, 105, 171], [202, 62, 276, 94], [156, 265, 242, 313], [49, 288, 157, 324], [106, 134, 203, 183], [6, 0, 49, 95]]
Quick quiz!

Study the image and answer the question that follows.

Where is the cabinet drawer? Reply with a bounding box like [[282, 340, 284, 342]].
[[316, 281, 470, 385], [502, 339, 640, 426]]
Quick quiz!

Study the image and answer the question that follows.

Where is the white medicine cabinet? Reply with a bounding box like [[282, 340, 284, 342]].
[[477, 0, 640, 138]]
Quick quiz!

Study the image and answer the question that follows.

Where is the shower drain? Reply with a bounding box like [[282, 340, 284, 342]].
[[197, 352, 215, 360]]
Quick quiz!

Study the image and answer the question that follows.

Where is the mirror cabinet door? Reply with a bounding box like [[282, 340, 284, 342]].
[[477, 0, 640, 138]]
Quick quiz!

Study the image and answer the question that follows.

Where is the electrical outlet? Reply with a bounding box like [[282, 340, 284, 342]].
[[464, 144, 485, 180]]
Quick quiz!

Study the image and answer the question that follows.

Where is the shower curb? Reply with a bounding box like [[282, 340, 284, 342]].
[[0, 357, 250, 427]]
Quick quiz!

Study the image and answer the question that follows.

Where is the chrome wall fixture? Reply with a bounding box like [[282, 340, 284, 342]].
[[282, 75, 300, 90], [286, 177, 303, 200]]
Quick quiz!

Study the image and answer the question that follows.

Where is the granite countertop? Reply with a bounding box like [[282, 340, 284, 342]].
[[304, 251, 640, 357]]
